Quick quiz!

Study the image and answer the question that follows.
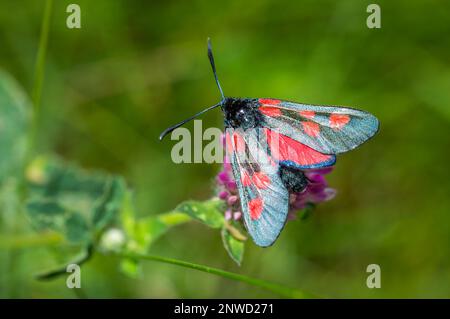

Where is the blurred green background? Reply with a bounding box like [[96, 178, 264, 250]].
[[1, 0, 449, 298]]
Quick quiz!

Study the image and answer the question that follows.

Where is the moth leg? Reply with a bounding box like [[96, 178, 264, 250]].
[[279, 164, 308, 193]]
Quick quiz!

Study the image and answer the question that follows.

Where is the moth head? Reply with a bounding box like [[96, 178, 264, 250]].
[[223, 98, 263, 129]]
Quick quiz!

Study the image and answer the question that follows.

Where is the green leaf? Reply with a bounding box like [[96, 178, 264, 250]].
[[118, 216, 169, 279], [26, 199, 66, 230], [136, 217, 169, 247], [0, 70, 31, 181], [65, 213, 90, 243], [92, 177, 126, 231], [26, 156, 126, 215], [176, 199, 225, 228], [120, 190, 136, 236], [26, 156, 129, 245], [221, 227, 245, 266], [124, 212, 191, 254], [119, 193, 191, 278], [26, 199, 90, 244], [27, 156, 110, 204]]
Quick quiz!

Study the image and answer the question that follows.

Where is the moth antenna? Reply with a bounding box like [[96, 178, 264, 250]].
[[207, 38, 225, 101], [159, 39, 225, 141], [159, 102, 222, 141]]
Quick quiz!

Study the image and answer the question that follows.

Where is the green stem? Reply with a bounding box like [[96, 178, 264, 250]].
[[20, 0, 53, 200], [29, 0, 53, 155], [32, 0, 53, 112], [120, 252, 317, 299], [224, 220, 247, 241], [36, 244, 94, 280]]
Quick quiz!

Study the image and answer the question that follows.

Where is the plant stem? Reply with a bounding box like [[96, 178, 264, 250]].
[[30, 0, 53, 154], [21, 0, 53, 196], [120, 252, 317, 299], [224, 221, 247, 241], [36, 244, 94, 280], [32, 0, 53, 112]]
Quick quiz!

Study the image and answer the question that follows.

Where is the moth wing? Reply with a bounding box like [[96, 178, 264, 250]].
[[264, 128, 336, 170], [225, 129, 289, 247], [258, 98, 379, 154]]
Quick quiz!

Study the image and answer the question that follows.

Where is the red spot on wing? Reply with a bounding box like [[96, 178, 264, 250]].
[[302, 121, 320, 137], [252, 172, 270, 189], [241, 171, 252, 186], [329, 113, 350, 130], [265, 129, 333, 167], [259, 107, 282, 117], [258, 98, 281, 106], [233, 132, 246, 153], [299, 110, 315, 119], [248, 198, 264, 220], [225, 133, 233, 155]]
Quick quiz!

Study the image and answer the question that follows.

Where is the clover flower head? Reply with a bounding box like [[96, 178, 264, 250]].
[[216, 155, 242, 220], [288, 167, 336, 219]]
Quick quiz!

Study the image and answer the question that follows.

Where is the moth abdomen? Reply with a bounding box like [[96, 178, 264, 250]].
[[279, 164, 308, 193]]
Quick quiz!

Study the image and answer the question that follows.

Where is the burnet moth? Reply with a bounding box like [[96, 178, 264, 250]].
[[160, 39, 379, 247]]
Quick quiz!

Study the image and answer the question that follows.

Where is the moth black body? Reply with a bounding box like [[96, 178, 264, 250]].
[[221, 98, 306, 192], [279, 165, 308, 193]]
